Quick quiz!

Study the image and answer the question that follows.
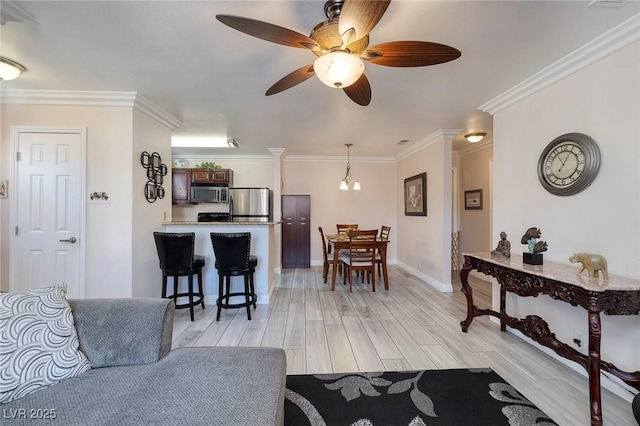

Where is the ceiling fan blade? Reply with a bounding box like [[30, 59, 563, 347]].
[[216, 15, 320, 50], [343, 74, 371, 106], [364, 41, 461, 67], [265, 64, 316, 96], [339, 0, 391, 45]]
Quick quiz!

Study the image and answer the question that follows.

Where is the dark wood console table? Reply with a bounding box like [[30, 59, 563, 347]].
[[459, 252, 640, 426]]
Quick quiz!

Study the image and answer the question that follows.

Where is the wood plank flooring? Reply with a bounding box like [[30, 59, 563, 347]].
[[172, 266, 636, 426]]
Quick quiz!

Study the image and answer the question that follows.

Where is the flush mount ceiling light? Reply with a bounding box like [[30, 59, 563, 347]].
[[464, 132, 487, 143], [171, 136, 238, 148], [0, 57, 26, 81], [314, 50, 364, 88], [339, 143, 361, 191]]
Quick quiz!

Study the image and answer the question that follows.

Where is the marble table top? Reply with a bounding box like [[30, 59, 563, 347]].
[[464, 252, 640, 292]]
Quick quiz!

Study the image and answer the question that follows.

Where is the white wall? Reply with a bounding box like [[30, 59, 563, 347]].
[[132, 108, 172, 298], [396, 132, 453, 291], [493, 42, 640, 373]]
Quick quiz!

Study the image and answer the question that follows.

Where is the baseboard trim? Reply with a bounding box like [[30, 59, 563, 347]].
[[506, 326, 636, 403], [396, 261, 453, 292]]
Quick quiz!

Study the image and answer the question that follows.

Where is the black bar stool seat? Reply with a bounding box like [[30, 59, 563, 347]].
[[210, 232, 258, 321], [153, 232, 205, 321]]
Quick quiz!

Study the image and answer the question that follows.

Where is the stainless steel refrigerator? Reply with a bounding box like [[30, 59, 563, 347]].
[[229, 187, 273, 222]]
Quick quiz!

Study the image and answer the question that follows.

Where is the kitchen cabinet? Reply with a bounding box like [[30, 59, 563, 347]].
[[282, 195, 310, 269], [172, 168, 192, 204], [191, 169, 233, 185]]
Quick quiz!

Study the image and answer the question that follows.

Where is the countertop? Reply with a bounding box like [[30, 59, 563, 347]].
[[464, 252, 640, 292], [163, 221, 282, 226]]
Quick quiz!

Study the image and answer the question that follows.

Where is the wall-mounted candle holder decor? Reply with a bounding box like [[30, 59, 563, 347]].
[[140, 151, 167, 203], [89, 191, 110, 203]]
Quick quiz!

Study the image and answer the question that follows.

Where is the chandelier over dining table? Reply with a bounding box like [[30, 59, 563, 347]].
[[340, 143, 360, 190]]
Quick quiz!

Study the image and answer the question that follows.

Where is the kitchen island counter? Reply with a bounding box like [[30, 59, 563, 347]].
[[163, 222, 280, 305]]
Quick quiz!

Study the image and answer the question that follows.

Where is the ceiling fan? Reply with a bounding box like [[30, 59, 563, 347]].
[[216, 0, 461, 106]]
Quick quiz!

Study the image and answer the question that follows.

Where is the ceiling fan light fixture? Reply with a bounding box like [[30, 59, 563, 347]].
[[0, 57, 26, 81], [314, 51, 364, 89], [465, 132, 487, 143]]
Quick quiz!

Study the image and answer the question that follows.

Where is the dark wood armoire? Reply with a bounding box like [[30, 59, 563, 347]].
[[282, 195, 310, 268]]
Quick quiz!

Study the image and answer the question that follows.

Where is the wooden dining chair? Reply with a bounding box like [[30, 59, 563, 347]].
[[318, 226, 332, 284], [339, 229, 378, 292], [336, 224, 358, 234], [376, 226, 391, 277]]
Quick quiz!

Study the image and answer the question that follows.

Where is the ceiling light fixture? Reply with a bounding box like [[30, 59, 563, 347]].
[[314, 51, 364, 89], [0, 57, 26, 81], [464, 132, 487, 143], [339, 143, 361, 191]]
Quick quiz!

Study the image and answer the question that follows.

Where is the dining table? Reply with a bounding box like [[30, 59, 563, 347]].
[[325, 233, 390, 291]]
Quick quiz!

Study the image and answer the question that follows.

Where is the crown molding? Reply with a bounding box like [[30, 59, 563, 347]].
[[0, 89, 181, 129], [172, 154, 274, 162], [480, 12, 640, 115], [132, 93, 181, 130], [284, 155, 395, 163], [396, 129, 461, 161], [454, 138, 493, 158], [1, 1, 35, 25]]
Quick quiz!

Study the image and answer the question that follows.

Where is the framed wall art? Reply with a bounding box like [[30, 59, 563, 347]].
[[465, 189, 483, 210], [404, 173, 427, 216]]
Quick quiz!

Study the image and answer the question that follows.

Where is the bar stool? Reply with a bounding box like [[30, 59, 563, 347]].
[[153, 232, 205, 321], [210, 232, 257, 321]]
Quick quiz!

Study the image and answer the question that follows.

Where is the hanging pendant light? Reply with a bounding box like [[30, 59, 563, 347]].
[[339, 143, 361, 191]]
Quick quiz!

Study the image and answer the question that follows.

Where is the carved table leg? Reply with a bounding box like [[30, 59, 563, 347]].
[[460, 256, 475, 332], [587, 298, 603, 426], [499, 285, 507, 332]]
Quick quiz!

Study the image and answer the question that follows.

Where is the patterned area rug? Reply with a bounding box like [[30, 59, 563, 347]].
[[285, 368, 557, 426]]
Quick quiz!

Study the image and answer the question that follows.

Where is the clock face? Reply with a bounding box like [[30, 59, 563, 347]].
[[537, 133, 600, 196], [542, 142, 585, 188]]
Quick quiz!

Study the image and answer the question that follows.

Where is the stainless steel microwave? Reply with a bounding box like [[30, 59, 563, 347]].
[[191, 186, 229, 203]]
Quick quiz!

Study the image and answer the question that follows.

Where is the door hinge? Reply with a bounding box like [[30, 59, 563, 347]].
[[16, 152, 21, 161], [15, 226, 19, 236]]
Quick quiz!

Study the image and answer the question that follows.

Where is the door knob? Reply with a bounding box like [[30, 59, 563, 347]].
[[59, 237, 77, 243]]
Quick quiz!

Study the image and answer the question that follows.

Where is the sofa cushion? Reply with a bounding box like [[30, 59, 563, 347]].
[[0, 346, 287, 426], [0, 284, 90, 403], [69, 298, 174, 367]]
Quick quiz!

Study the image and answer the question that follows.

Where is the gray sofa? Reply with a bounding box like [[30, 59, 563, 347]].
[[1, 298, 287, 426]]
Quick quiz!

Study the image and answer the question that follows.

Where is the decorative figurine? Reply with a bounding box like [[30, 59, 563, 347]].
[[491, 232, 511, 258], [569, 253, 609, 279], [521, 227, 547, 265], [520, 227, 548, 254]]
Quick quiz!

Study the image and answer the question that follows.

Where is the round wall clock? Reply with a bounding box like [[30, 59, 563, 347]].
[[537, 132, 601, 196]]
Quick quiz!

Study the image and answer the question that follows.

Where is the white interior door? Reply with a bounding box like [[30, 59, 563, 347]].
[[10, 128, 86, 298]]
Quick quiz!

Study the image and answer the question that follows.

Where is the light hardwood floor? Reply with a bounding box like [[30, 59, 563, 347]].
[[172, 266, 636, 426]]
